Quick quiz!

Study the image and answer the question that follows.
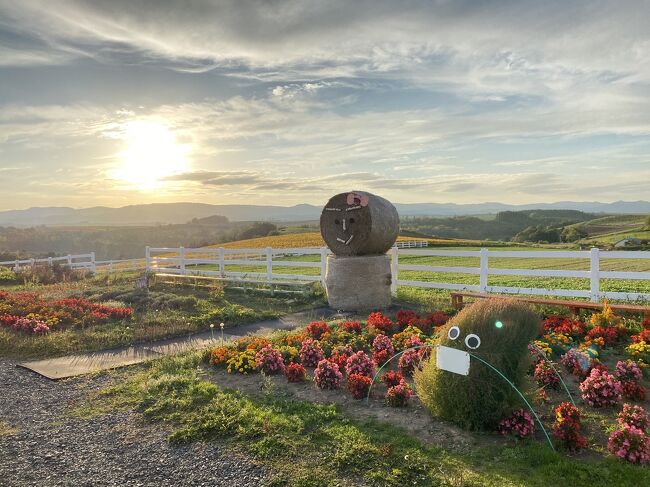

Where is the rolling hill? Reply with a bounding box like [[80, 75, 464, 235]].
[[565, 214, 649, 244], [2, 200, 650, 226]]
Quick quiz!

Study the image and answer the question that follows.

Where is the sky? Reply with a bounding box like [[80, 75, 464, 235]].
[[0, 0, 649, 211]]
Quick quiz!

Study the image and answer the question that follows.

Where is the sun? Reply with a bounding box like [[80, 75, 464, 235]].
[[112, 120, 189, 190]]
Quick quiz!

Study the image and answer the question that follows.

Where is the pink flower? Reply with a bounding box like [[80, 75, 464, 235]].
[[608, 425, 650, 464], [313, 359, 342, 390], [579, 368, 622, 408], [345, 351, 375, 378]]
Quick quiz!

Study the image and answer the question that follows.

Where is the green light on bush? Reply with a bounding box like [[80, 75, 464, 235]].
[[495, 320, 504, 329]]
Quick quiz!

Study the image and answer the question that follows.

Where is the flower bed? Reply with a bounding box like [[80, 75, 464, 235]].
[[0, 290, 133, 334], [207, 304, 650, 465]]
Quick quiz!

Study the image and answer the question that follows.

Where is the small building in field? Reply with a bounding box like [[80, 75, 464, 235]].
[[614, 237, 642, 248]]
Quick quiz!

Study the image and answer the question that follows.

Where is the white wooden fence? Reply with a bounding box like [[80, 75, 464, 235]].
[[2, 246, 650, 303], [144, 246, 324, 284], [392, 247, 650, 303], [395, 240, 428, 249], [0, 253, 97, 272]]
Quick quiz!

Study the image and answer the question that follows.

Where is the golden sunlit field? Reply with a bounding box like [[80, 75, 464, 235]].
[[215, 232, 495, 249]]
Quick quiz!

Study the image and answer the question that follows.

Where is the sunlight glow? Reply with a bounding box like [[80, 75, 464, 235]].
[[112, 120, 189, 190]]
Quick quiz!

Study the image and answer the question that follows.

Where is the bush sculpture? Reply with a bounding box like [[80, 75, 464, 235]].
[[415, 298, 540, 430]]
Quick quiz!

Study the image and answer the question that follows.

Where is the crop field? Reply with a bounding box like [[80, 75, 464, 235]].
[[567, 214, 648, 244], [583, 230, 650, 245], [212, 232, 518, 249]]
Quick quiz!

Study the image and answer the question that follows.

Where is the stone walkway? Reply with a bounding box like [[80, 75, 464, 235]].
[[19, 307, 337, 380]]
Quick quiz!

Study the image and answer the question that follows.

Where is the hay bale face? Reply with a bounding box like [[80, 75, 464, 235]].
[[320, 191, 399, 256], [414, 299, 541, 430]]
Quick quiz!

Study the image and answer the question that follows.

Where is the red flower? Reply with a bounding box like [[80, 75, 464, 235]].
[[395, 309, 419, 328], [632, 329, 650, 343], [542, 316, 586, 337], [425, 311, 450, 327], [347, 373, 372, 399], [367, 312, 393, 334], [382, 370, 404, 388], [339, 320, 362, 334], [386, 381, 412, 407], [586, 325, 623, 347], [553, 402, 587, 451], [329, 345, 353, 371], [372, 349, 392, 367], [305, 321, 330, 339], [285, 363, 307, 383]]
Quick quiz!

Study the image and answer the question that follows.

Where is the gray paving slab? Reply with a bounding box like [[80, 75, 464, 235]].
[[18, 347, 163, 380]]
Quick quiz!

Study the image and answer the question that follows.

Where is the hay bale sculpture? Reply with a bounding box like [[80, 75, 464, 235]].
[[320, 191, 399, 310], [415, 298, 540, 430]]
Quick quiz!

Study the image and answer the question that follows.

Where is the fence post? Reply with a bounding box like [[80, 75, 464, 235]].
[[90, 252, 96, 273], [320, 247, 327, 287], [265, 247, 273, 282], [145, 246, 151, 272], [30, 258, 35, 268], [479, 248, 489, 293], [48, 257, 53, 267], [219, 247, 225, 278], [179, 246, 186, 275], [390, 246, 398, 297], [67, 254, 72, 267], [590, 247, 600, 303]]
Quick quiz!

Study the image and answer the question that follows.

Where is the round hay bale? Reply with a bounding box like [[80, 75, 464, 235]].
[[319, 191, 399, 256]]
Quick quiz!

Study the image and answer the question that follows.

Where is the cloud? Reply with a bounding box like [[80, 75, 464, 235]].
[[2, 1, 648, 87], [1, 1, 649, 208]]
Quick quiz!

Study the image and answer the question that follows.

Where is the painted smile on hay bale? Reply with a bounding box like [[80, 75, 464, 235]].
[[319, 191, 399, 256]]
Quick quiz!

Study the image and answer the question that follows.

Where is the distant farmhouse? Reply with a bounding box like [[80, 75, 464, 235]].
[[614, 237, 643, 248]]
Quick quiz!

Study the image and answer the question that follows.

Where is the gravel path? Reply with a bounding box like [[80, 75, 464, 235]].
[[0, 360, 266, 486]]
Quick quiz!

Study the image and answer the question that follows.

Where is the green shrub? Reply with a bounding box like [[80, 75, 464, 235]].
[[0, 267, 17, 284], [414, 298, 540, 430]]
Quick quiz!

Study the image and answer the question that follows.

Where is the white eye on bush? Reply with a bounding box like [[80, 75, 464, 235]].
[[465, 334, 481, 350], [448, 326, 460, 340]]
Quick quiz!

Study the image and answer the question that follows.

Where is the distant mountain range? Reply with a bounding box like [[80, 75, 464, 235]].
[[0, 200, 649, 227]]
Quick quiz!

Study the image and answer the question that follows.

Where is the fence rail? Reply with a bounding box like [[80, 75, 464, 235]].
[[2, 246, 650, 303], [395, 240, 429, 248], [0, 253, 97, 272], [145, 246, 324, 284]]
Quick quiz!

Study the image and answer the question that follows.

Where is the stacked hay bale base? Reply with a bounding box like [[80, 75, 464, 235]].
[[325, 254, 392, 310], [320, 191, 399, 311]]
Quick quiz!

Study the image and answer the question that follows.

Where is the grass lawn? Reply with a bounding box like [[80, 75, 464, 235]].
[[76, 352, 650, 487]]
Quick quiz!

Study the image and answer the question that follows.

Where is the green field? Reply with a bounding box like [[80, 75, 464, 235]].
[[582, 230, 650, 245], [180, 246, 650, 307], [565, 214, 649, 245]]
